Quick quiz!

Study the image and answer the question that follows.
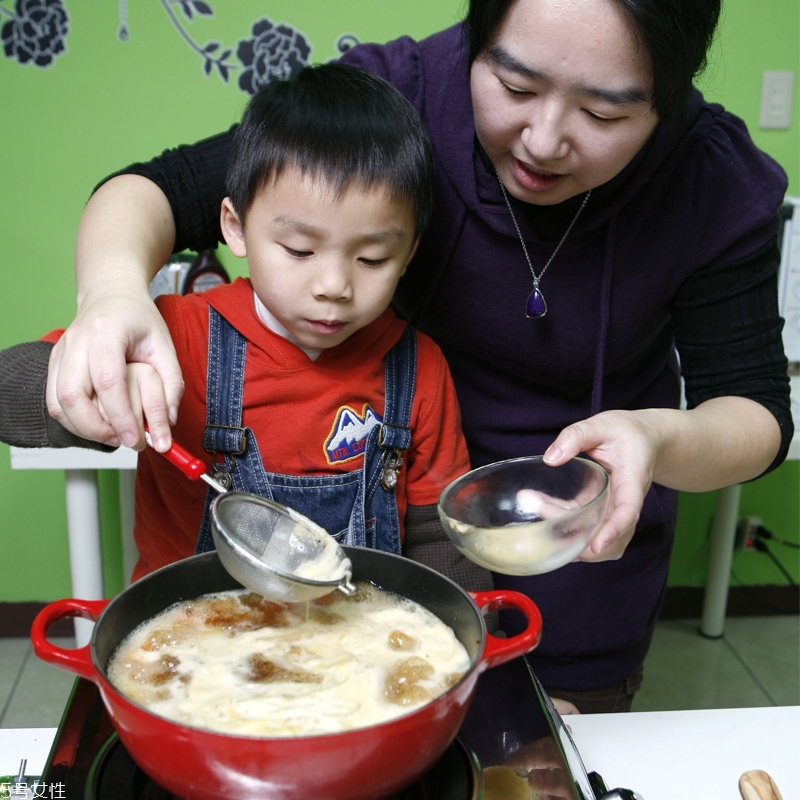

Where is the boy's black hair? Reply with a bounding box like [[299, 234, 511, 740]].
[[466, 0, 721, 123], [226, 63, 434, 233]]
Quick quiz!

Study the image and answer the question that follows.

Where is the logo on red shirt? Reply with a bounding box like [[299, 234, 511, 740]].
[[325, 404, 382, 464]]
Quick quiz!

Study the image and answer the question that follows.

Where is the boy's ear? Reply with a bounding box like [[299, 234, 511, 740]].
[[220, 198, 247, 257]]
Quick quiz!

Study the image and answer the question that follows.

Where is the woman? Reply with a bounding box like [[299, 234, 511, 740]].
[[47, 0, 792, 712]]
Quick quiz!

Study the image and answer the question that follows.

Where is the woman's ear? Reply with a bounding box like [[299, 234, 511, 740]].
[[220, 198, 247, 257]]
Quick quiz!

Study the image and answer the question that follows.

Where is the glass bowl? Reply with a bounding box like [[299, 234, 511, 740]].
[[438, 456, 609, 575]]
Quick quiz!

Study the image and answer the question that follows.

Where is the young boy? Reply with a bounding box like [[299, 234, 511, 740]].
[[0, 64, 489, 592]]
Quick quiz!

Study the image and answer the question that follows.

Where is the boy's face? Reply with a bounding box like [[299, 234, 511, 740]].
[[221, 169, 418, 351]]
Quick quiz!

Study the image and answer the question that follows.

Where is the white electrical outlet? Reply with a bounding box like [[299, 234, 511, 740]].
[[759, 71, 795, 129]]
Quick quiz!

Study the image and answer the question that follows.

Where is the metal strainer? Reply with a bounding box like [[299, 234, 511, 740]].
[[210, 492, 355, 603], [146, 431, 356, 603]]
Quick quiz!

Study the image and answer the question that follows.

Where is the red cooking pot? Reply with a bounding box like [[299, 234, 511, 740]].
[[32, 548, 542, 800]]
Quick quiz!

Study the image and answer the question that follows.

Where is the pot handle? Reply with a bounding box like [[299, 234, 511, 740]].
[[470, 589, 543, 670], [30, 598, 109, 681]]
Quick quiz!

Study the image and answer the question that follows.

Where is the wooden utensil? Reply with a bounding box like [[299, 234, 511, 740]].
[[739, 770, 784, 800]]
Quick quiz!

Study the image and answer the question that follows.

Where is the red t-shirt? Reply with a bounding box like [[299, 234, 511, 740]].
[[121, 278, 470, 579]]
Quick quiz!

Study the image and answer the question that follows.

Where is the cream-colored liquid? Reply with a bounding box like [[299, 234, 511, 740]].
[[290, 539, 351, 582], [107, 584, 470, 737]]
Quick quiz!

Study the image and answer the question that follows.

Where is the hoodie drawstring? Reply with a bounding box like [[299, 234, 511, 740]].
[[591, 214, 617, 416]]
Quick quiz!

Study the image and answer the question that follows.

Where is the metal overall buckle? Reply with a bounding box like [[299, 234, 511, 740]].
[[203, 425, 248, 492], [378, 422, 410, 491], [380, 448, 404, 491]]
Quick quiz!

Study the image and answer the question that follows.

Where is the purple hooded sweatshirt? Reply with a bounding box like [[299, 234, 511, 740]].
[[339, 24, 789, 689]]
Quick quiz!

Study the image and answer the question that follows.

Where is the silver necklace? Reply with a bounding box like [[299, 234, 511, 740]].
[[496, 171, 591, 318]]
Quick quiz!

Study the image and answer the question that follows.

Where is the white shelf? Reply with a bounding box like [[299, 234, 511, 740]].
[[9, 445, 138, 471]]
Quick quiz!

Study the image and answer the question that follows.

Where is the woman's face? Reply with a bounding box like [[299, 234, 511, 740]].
[[470, 0, 659, 205]]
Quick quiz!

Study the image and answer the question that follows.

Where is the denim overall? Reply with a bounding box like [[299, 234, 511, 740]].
[[194, 308, 416, 556]]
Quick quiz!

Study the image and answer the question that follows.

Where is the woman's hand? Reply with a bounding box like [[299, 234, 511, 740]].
[[544, 409, 655, 562], [543, 398, 782, 562], [46, 174, 182, 452], [46, 290, 183, 452]]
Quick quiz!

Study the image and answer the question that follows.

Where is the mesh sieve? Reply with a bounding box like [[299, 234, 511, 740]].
[[210, 492, 356, 603]]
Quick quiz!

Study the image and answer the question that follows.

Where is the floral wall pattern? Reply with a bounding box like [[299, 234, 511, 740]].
[[1, 0, 360, 94], [1, 0, 70, 67]]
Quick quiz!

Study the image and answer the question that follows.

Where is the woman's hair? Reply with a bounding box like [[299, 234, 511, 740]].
[[226, 63, 434, 233], [465, 0, 721, 122]]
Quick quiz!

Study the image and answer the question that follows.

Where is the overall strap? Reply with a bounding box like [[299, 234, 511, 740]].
[[380, 326, 416, 448], [195, 308, 268, 554], [203, 306, 247, 474], [367, 325, 417, 500], [357, 325, 417, 555]]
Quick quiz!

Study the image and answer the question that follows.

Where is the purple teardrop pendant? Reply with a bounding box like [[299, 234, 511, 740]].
[[526, 287, 547, 318]]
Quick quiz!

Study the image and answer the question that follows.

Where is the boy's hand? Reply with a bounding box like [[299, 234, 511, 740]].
[[46, 290, 183, 452]]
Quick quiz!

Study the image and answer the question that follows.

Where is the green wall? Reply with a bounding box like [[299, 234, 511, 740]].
[[1, 0, 797, 602], [671, 461, 799, 587]]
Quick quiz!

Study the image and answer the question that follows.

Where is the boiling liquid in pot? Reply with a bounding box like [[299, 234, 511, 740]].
[[107, 584, 470, 737]]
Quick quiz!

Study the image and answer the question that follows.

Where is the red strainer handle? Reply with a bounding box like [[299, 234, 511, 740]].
[[144, 424, 207, 481]]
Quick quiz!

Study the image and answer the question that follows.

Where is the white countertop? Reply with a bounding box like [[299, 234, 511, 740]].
[[0, 728, 55, 778], [2, 705, 797, 798], [568, 705, 798, 799]]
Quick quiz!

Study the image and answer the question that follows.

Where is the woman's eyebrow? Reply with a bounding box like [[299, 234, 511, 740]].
[[578, 83, 650, 105], [488, 46, 549, 85], [488, 45, 650, 105]]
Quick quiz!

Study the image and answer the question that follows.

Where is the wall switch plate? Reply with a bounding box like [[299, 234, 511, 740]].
[[759, 71, 795, 129]]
